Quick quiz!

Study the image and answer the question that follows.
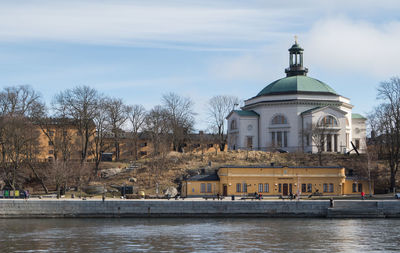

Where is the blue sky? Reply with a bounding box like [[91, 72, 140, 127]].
[[0, 0, 399, 130]]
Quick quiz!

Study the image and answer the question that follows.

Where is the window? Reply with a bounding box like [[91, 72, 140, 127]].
[[231, 120, 237, 130], [306, 134, 310, 146], [272, 115, 287, 125], [48, 141, 54, 146], [264, 183, 269, 193], [247, 136, 253, 149], [329, 183, 334, 193], [271, 131, 288, 148], [277, 131, 282, 147], [48, 150, 54, 155], [352, 183, 357, 193], [48, 130, 54, 137], [207, 183, 212, 193], [307, 184, 312, 193], [200, 183, 206, 193], [278, 184, 282, 193], [271, 132, 275, 146], [358, 183, 363, 193], [236, 183, 241, 193], [320, 115, 338, 127], [334, 135, 338, 152], [243, 183, 247, 193], [323, 183, 328, 193], [301, 184, 306, 193], [355, 139, 360, 149], [258, 183, 263, 192], [327, 134, 332, 152], [140, 142, 147, 147]]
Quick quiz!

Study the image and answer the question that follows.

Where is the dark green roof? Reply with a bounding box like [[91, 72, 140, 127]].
[[352, 113, 367, 119], [234, 110, 259, 117], [257, 76, 338, 97]]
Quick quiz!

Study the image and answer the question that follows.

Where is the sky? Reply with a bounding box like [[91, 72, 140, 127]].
[[0, 0, 399, 131]]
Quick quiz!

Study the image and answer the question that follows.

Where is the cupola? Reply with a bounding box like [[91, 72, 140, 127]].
[[285, 36, 308, 77]]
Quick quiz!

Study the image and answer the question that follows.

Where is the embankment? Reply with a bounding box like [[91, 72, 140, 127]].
[[0, 199, 399, 218]]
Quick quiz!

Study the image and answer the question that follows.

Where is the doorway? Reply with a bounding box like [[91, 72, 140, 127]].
[[283, 184, 288, 196], [223, 184, 228, 196]]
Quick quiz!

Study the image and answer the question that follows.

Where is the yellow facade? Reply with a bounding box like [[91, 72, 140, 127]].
[[182, 166, 373, 197]]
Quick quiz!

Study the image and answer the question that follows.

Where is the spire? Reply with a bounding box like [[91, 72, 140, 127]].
[[285, 36, 308, 77]]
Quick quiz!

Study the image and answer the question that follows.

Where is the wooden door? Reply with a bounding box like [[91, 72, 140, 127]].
[[283, 184, 288, 196], [223, 185, 228, 196]]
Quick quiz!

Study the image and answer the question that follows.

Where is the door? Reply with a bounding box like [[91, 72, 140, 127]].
[[283, 184, 288, 196], [223, 185, 228, 196]]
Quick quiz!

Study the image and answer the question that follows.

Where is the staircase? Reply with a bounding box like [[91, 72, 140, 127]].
[[327, 201, 385, 218]]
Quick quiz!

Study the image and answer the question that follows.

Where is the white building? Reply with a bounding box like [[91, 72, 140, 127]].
[[227, 40, 366, 153]]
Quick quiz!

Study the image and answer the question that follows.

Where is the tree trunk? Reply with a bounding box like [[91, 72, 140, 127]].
[[27, 163, 49, 194]]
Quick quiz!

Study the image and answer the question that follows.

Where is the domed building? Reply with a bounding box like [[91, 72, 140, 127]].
[[227, 40, 366, 153]]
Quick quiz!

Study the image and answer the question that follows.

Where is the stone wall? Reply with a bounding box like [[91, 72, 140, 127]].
[[0, 199, 399, 218]]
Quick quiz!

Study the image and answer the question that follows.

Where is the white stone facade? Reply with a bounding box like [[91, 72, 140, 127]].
[[226, 42, 366, 154]]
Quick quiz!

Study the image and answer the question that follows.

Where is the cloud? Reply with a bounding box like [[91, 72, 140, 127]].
[[0, 0, 295, 50], [305, 18, 400, 77]]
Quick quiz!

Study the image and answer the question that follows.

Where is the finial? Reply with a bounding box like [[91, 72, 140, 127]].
[[294, 35, 298, 44]]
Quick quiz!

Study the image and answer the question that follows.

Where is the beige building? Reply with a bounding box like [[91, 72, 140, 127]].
[[182, 165, 372, 197]]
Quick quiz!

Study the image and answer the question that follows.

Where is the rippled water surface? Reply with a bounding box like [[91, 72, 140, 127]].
[[0, 218, 399, 252]]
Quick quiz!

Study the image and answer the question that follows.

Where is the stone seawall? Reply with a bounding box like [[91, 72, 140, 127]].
[[0, 199, 399, 218]]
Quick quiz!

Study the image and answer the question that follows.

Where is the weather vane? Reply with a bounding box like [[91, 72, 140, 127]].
[[294, 35, 298, 44]]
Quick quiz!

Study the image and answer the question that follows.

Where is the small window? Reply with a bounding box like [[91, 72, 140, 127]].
[[48, 150, 54, 155], [258, 183, 263, 193], [323, 183, 328, 193], [264, 183, 269, 193], [243, 183, 247, 193], [358, 183, 363, 193], [48, 141, 54, 146], [207, 183, 212, 193], [329, 183, 334, 193], [307, 184, 312, 193], [236, 183, 241, 193], [301, 184, 306, 193], [200, 183, 206, 193], [48, 130, 54, 137], [278, 184, 282, 193], [352, 183, 357, 193], [247, 136, 253, 149], [231, 120, 237, 130]]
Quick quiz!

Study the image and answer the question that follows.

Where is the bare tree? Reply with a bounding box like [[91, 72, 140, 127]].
[[162, 93, 195, 152], [127, 104, 146, 160], [144, 105, 171, 188], [53, 86, 99, 164], [207, 95, 239, 151], [92, 97, 110, 173], [105, 97, 129, 161], [301, 122, 330, 166], [369, 77, 400, 192], [0, 85, 46, 191]]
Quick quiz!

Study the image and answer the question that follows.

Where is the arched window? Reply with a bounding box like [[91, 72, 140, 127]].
[[320, 115, 338, 127], [271, 115, 288, 125], [230, 120, 237, 130]]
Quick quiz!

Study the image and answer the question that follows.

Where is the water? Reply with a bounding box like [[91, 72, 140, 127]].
[[0, 218, 399, 252]]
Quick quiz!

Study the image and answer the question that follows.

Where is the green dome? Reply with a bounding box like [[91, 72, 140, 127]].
[[257, 75, 337, 96]]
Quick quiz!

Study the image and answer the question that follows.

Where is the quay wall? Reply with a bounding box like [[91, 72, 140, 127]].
[[0, 199, 399, 218]]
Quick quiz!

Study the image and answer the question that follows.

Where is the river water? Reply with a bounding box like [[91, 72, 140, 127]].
[[0, 218, 399, 252]]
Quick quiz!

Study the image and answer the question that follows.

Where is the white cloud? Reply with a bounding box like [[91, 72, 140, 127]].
[[305, 18, 400, 77]]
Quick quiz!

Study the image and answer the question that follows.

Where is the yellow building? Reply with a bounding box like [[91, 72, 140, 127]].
[[182, 166, 373, 197]]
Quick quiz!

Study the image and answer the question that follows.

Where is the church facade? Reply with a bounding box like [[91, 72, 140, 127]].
[[227, 40, 366, 154]]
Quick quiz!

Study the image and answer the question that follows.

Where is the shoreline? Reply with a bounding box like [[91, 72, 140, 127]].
[[1, 199, 399, 218]]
